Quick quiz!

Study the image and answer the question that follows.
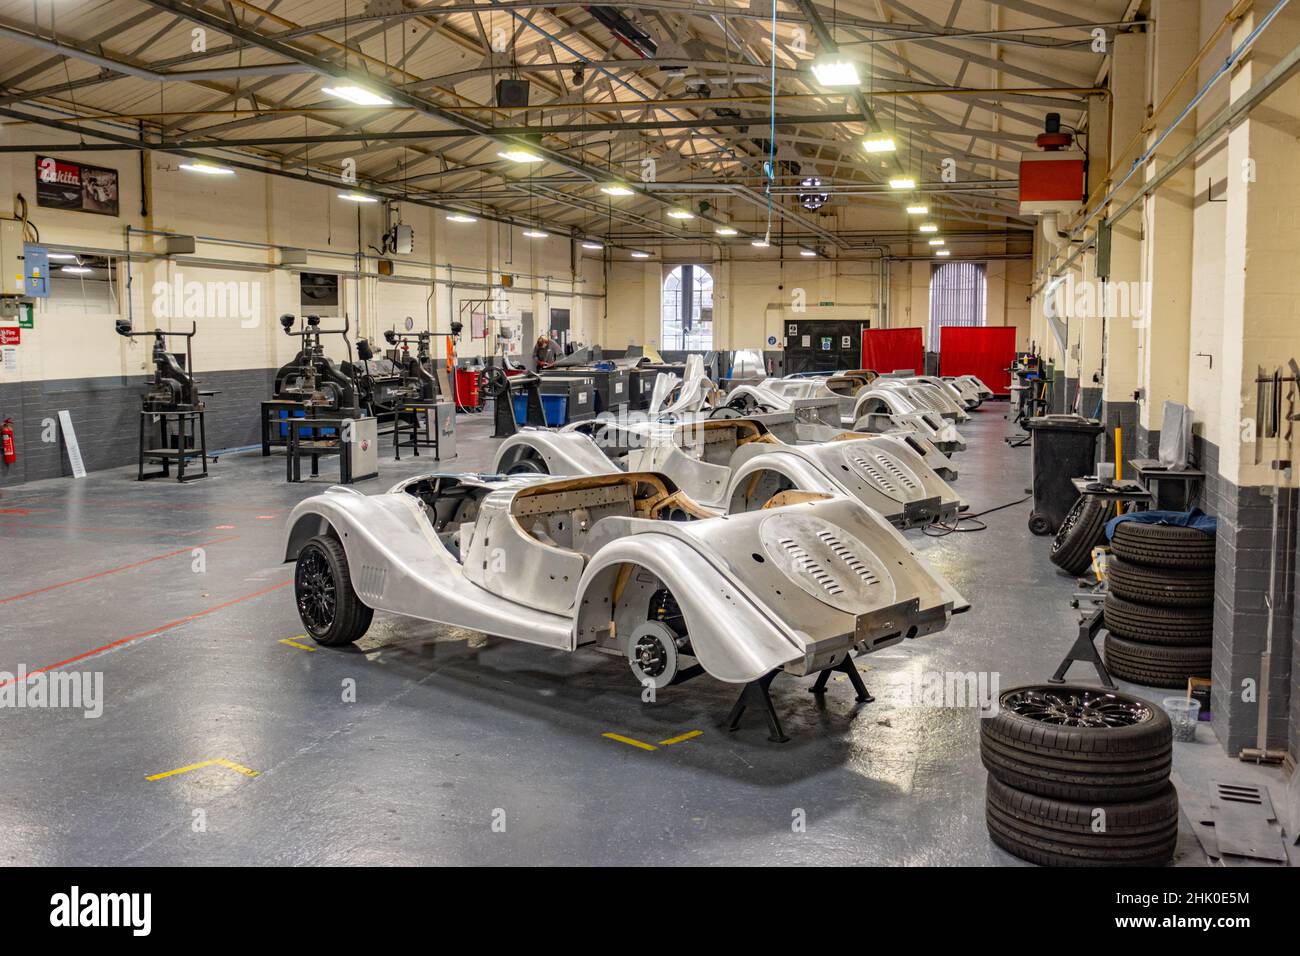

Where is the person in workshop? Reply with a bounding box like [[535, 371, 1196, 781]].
[[533, 335, 558, 369]]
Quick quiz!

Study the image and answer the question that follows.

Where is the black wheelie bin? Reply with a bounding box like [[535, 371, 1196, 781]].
[[1024, 414, 1104, 535]]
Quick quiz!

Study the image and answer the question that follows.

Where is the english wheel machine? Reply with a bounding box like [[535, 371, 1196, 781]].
[[382, 329, 438, 403], [479, 364, 547, 439], [273, 313, 362, 417], [115, 319, 215, 481], [263, 313, 365, 457]]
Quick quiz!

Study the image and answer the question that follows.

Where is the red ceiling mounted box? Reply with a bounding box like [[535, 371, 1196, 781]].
[[1018, 149, 1085, 215]]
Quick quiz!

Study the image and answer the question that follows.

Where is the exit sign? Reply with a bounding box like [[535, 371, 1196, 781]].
[[818, 300, 834, 306]]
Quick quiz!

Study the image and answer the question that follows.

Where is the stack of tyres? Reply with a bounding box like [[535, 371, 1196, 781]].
[[1103, 522, 1216, 688], [981, 685, 1178, 866]]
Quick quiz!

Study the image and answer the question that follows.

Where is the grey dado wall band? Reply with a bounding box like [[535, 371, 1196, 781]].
[[0, 368, 276, 487]]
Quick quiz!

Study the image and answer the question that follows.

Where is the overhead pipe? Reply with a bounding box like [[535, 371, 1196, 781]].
[[1037, 0, 1293, 285], [1034, 5, 1300, 292], [0, 23, 307, 83]]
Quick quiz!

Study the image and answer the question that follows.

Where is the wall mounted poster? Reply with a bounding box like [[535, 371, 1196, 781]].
[[35, 156, 120, 216]]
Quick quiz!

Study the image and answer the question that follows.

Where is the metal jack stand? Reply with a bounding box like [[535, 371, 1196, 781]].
[[723, 670, 789, 743], [1049, 606, 1115, 689], [810, 657, 875, 703]]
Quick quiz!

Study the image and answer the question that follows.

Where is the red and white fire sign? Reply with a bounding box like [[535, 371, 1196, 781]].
[[0, 329, 21, 345]]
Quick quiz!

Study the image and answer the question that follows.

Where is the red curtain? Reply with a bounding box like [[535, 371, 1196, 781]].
[[860, 327, 924, 375], [939, 326, 1017, 395]]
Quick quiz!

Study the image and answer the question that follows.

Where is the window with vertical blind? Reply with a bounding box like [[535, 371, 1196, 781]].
[[661, 264, 714, 350], [928, 261, 987, 349]]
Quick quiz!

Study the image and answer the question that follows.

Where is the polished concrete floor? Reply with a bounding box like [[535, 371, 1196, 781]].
[[0, 403, 1285, 865]]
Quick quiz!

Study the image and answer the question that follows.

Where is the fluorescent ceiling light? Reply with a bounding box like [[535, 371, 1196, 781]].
[[498, 148, 543, 164], [582, 241, 603, 250], [666, 208, 694, 220], [446, 213, 477, 223], [906, 204, 929, 215], [630, 250, 651, 258], [811, 55, 859, 87], [600, 183, 633, 196], [714, 226, 738, 236], [889, 177, 916, 190], [522, 229, 548, 238], [919, 222, 939, 233], [861, 134, 896, 153], [61, 265, 92, 274], [338, 191, 378, 203], [321, 85, 392, 107], [751, 239, 770, 248], [800, 248, 817, 257], [47, 252, 77, 261], [935, 249, 951, 256], [180, 161, 234, 176], [928, 238, 945, 246]]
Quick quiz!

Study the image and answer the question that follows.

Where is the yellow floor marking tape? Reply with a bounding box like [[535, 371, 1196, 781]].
[[601, 732, 658, 751], [659, 730, 703, 746], [279, 636, 317, 652], [145, 758, 260, 782]]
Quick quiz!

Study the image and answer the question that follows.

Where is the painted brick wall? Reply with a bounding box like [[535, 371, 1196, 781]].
[[1208, 479, 1296, 755], [1100, 400, 1140, 471], [0, 368, 276, 487]]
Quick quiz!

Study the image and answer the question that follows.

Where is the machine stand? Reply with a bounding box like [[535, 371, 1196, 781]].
[[810, 657, 875, 703], [723, 670, 789, 743], [481, 366, 546, 438], [1048, 606, 1116, 689]]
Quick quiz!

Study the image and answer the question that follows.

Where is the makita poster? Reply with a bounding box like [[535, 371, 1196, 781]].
[[35, 155, 119, 216]]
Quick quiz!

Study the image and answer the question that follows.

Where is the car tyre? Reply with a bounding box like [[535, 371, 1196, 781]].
[[1110, 521, 1215, 570], [1050, 496, 1108, 576], [979, 685, 1172, 802], [1107, 556, 1214, 607], [1103, 633, 1212, 688], [1102, 594, 1212, 645], [295, 535, 373, 647], [986, 776, 1178, 866]]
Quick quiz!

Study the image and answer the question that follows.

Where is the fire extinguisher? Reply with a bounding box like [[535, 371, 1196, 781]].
[[2, 418, 15, 465]]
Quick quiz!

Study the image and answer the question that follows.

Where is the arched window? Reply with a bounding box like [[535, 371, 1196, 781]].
[[661, 264, 714, 350], [928, 261, 987, 350]]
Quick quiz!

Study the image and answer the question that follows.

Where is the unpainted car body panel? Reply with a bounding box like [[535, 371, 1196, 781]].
[[490, 417, 962, 525], [726, 433, 960, 528], [284, 472, 966, 685], [851, 388, 968, 453]]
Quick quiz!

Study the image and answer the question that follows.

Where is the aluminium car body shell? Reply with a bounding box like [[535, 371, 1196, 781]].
[[575, 494, 968, 682], [493, 426, 619, 477], [725, 432, 961, 528], [682, 407, 955, 479], [489, 416, 960, 523], [851, 388, 968, 453], [648, 354, 712, 415], [956, 375, 995, 400], [904, 378, 971, 422], [763, 416, 957, 481], [910, 374, 977, 411], [283, 476, 574, 649], [870, 379, 967, 422], [941, 376, 984, 408], [625, 417, 963, 524], [723, 379, 843, 428], [283, 472, 966, 685]]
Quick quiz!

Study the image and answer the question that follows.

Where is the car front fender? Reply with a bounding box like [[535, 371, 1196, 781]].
[[573, 534, 805, 683], [491, 429, 618, 477]]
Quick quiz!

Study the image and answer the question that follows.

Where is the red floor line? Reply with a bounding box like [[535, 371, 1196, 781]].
[[0, 578, 293, 687], [0, 535, 241, 605], [0, 522, 210, 535]]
